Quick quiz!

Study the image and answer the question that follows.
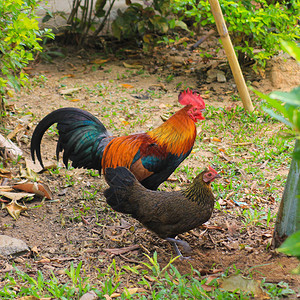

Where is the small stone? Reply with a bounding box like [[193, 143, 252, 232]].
[[80, 291, 98, 300], [217, 70, 226, 82], [56, 269, 66, 275], [206, 69, 218, 83], [0, 235, 30, 257], [14, 257, 25, 263], [245, 246, 254, 253]]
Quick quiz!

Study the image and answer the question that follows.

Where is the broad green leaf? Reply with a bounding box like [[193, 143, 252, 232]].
[[252, 88, 288, 117], [111, 21, 121, 40], [277, 230, 300, 258], [280, 40, 300, 62], [270, 87, 300, 107], [263, 107, 293, 128], [174, 20, 189, 31]]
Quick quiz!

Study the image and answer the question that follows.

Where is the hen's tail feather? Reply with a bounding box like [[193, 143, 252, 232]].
[[31, 108, 111, 170], [104, 167, 137, 214], [105, 167, 137, 188]]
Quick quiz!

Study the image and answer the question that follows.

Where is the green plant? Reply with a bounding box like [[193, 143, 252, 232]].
[[0, 0, 54, 98], [0, 254, 296, 299], [277, 230, 300, 274], [111, 0, 188, 51], [0, 263, 94, 299], [252, 40, 299, 250], [172, 0, 299, 68]]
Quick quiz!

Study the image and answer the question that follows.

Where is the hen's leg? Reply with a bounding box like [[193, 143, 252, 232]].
[[165, 237, 192, 259]]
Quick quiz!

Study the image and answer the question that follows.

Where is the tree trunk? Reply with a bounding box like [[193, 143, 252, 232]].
[[272, 139, 300, 248]]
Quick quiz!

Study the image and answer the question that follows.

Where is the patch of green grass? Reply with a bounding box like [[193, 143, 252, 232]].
[[1, 262, 92, 299], [1, 254, 295, 299]]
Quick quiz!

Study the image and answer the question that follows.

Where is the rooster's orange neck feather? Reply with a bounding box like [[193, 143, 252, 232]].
[[147, 106, 196, 156]]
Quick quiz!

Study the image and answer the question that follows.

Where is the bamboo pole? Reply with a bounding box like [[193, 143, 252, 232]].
[[208, 0, 254, 112]]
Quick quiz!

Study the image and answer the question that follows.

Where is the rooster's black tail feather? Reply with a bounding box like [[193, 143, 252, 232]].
[[31, 107, 112, 171]]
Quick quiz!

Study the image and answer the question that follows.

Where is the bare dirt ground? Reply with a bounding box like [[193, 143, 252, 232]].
[[1, 35, 300, 297]]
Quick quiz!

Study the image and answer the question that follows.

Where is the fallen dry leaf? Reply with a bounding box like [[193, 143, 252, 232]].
[[91, 58, 109, 64], [31, 245, 39, 255], [121, 83, 134, 89], [219, 274, 270, 299], [0, 133, 23, 160], [123, 62, 143, 69], [62, 74, 75, 78], [124, 287, 147, 295], [104, 244, 139, 255], [7, 124, 26, 140], [18, 297, 52, 300], [212, 137, 222, 142], [0, 263, 14, 273], [4, 199, 28, 220], [25, 158, 60, 173], [199, 268, 224, 276], [0, 168, 12, 178], [17, 296, 40, 300], [200, 224, 225, 231], [118, 218, 132, 229], [37, 258, 51, 264], [7, 89, 15, 98], [19, 165, 39, 181], [174, 37, 189, 46], [13, 181, 53, 199], [25, 158, 43, 173], [59, 87, 82, 95], [0, 191, 35, 201]]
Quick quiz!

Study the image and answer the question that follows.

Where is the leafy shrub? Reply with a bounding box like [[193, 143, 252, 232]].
[[111, 0, 188, 51], [172, 0, 300, 68], [255, 40, 300, 153], [253, 40, 300, 259], [0, 0, 53, 96]]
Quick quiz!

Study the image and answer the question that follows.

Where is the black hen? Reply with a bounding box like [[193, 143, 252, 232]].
[[104, 166, 221, 257]]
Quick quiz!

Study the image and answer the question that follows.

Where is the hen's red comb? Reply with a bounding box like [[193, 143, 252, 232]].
[[178, 88, 205, 108], [208, 166, 218, 173]]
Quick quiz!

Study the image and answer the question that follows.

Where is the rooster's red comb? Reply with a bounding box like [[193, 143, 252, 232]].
[[178, 88, 205, 108]]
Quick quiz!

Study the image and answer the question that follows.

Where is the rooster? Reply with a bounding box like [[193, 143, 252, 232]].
[[31, 89, 205, 190], [104, 166, 221, 258]]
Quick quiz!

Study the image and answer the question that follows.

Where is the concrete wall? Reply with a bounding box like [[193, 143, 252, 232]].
[[37, 0, 127, 32]]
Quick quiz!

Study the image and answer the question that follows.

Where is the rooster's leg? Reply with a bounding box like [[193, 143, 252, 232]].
[[165, 237, 192, 259]]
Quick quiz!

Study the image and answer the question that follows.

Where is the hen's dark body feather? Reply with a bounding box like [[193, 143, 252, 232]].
[[104, 167, 217, 239]]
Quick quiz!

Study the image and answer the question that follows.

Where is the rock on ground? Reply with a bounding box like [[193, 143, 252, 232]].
[[0, 235, 30, 257]]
